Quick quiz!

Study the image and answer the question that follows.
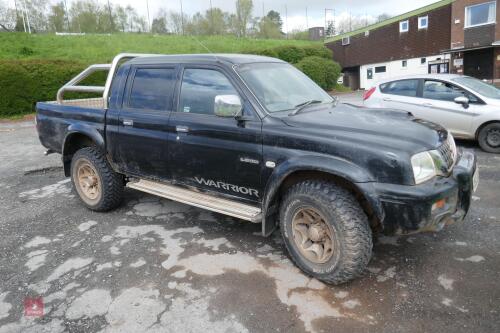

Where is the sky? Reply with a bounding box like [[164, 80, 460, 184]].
[[116, 0, 440, 31], [8, 0, 440, 32]]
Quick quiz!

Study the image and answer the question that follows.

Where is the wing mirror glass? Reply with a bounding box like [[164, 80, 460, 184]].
[[454, 96, 469, 108], [214, 94, 242, 117]]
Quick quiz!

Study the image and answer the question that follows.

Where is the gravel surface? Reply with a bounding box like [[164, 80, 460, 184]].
[[0, 119, 499, 333]]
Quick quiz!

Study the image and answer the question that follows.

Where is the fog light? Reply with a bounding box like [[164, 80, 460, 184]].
[[432, 198, 446, 211]]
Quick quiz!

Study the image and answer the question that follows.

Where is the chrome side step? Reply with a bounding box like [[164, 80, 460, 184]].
[[126, 179, 262, 223]]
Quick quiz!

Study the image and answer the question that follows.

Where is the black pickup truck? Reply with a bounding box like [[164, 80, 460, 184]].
[[36, 53, 479, 284]]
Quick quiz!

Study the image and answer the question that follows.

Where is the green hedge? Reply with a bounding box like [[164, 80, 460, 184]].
[[0, 60, 105, 117], [0, 44, 340, 117], [295, 56, 341, 90]]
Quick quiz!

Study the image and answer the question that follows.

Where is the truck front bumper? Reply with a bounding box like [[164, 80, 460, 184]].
[[364, 149, 478, 235]]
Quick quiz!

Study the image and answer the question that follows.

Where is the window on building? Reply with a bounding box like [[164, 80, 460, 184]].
[[399, 20, 409, 32], [380, 79, 419, 97], [178, 68, 238, 115], [342, 36, 350, 45], [465, 1, 496, 28], [128, 68, 176, 111], [421, 57, 427, 64], [418, 16, 428, 29], [402, 60, 408, 67], [375, 66, 387, 73]]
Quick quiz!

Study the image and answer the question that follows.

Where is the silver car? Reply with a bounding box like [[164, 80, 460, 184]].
[[363, 74, 500, 153]]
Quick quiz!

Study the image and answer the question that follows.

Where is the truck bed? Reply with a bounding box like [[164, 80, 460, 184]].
[[36, 99, 106, 154]]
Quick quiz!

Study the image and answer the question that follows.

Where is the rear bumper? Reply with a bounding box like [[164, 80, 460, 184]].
[[361, 149, 477, 235]]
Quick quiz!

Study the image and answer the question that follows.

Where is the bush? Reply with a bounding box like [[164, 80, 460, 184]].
[[295, 56, 341, 90], [273, 45, 306, 63], [243, 48, 279, 59], [302, 45, 332, 59], [0, 60, 87, 117]]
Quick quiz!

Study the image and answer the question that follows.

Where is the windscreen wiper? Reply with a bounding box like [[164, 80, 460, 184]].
[[289, 100, 322, 116]]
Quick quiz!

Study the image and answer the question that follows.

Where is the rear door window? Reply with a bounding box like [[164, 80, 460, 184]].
[[380, 79, 419, 97], [128, 67, 176, 111]]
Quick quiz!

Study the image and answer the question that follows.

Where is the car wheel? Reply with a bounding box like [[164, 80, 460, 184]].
[[71, 147, 123, 211], [279, 180, 372, 285], [478, 123, 500, 153]]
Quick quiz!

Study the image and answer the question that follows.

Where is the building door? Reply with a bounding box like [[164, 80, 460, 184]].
[[464, 48, 493, 80]]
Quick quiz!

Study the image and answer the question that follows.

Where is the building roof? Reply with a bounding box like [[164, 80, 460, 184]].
[[128, 53, 285, 65], [324, 0, 454, 44]]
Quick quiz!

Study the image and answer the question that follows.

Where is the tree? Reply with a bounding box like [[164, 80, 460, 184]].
[[257, 16, 281, 39], [0, 1, 16, 31], [69, 0, 100, 33], [48, 2, 66, 32], [266, 10, 282, 32], [169, 11, 188, 34], [22, 0, 50, 32], [235, 0, 252, 37], [377, 13, 391, 22], [325, 21, 335, 37], [114, 5, 128, 32], [151, 9, 168, 34]]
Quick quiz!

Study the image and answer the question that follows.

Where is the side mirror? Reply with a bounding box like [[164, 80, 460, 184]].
[[454, 96, 469, 109], [214, 94, 242, 117]]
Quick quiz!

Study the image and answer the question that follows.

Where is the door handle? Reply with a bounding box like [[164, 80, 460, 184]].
[[422, 103, 433, 107], [383, 98, 392, 101], [122, 119, 133, 126], [176, 125, 189, 133]]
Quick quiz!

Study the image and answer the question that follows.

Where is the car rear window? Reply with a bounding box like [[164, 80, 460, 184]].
[[380, 79, 419, 97]]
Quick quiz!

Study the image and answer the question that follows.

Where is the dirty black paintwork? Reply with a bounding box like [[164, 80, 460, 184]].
[[35, 54, 476, 235]]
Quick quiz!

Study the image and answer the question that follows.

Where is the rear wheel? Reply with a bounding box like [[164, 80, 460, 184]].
[[478, 123, 500, 153], [71, 147, 123, 211], [279, 180, 372, 285]]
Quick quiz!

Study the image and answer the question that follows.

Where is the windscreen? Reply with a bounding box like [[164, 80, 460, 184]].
[[237, 63, 333, 113]]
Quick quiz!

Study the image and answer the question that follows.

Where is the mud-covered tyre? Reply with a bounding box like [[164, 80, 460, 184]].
[[70, 147, 123, 211], [279, 180, 372, 285], [478, 123, 500, 153]]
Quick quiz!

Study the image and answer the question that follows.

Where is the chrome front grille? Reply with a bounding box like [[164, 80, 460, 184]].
[[437, 134, 457, 172]]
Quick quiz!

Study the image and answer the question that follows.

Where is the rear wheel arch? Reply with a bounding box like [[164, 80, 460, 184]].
[[62, 132, 102, 176]]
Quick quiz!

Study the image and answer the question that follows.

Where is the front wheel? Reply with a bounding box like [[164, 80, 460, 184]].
[[280, 180, 372, 285], [478, 123, 500, 153], [71, 147, 123, 211]]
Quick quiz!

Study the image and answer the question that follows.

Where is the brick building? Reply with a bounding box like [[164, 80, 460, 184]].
[[445, 0, 499, 84], [325, 0, 499, 90]]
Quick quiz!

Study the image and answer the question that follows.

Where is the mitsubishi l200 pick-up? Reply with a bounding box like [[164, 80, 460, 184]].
[[35, 53, 479, 284]]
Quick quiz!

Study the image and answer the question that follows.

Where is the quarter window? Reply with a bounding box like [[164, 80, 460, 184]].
[[178, 68, 238, 115], [400, 20, 409, 32], [423, 80, 477, 102], [418, 16, 428, 29], [128, 68, 176, 111], [465, 1, 496, 28], [380, 79, 419, 97]]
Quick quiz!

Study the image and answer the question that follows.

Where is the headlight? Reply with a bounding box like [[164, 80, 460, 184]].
[[411, 151, 437, 184]]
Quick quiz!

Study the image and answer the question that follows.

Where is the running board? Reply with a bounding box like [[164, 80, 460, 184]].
[[126, 179, 262, 223]]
